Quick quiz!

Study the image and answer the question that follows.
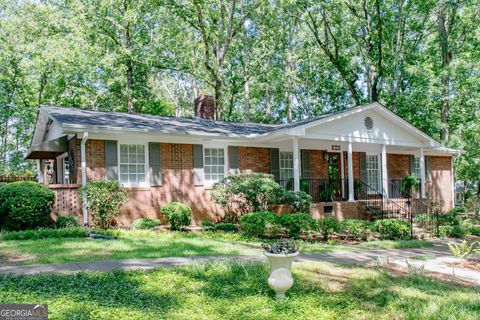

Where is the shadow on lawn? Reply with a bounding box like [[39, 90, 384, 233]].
[[1, 260, 479, 319]]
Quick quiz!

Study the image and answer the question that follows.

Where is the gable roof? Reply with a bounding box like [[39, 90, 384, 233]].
[[33, 103, 459, 154]]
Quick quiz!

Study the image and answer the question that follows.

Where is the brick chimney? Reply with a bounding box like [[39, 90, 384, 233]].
[[194, 94, 216, 120]]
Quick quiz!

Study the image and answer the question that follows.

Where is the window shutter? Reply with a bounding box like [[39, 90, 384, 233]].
[[425, 156, 432, 182], [409, 155, 415, 175], [301, 150, 311, 179], [148, 143, 162, 186], [193, 144, 204, 186], [359, 152, 367, 183], [270, 148, 280, 180], [228, 146, 239, 175], [104, 140, 118, 180]]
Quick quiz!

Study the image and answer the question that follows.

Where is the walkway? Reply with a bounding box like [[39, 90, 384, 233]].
[[1, 241, 478, 285]]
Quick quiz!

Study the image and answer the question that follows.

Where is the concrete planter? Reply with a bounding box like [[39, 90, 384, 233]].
[[264, 251, 299, 298]]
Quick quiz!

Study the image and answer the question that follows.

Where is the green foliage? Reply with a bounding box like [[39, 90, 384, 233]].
[[160, 202, 191, 230], [239, 211, 279, 237], [448, 240, 479, 259], [55, 216, 79, 229], [439, 225, 466, 238], [82, 180, 128, 229], [341, 219, 373, 241], [211, 173, 285, 222], [467, 226, 480, 236], [374, 219, 410, 240], [317, 217, 341, 241], [400, 176, 418, 197], [281, 191, 312, 214], [319, 182, 339, 202], [277, 214, 316, 238], [131, 218, 161, 230], [214, 223, 238, 233], [1, 228, 88, 240], [201, 221, 215, 229], [439, 212, 462, 226], [413, 214, 430, 228], [0, 181, 55, 231], [262, 239, 299, 254]]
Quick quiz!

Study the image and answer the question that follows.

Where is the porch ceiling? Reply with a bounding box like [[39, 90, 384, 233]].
[[25, 135, 68, 160]]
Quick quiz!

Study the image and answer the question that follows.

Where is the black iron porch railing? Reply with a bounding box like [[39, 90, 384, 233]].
[[277, 178, 349, 202], [387, 178, 420, 199]]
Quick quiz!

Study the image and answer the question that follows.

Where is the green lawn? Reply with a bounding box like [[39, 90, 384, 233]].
[[0, 230, 433, 266], [0, 260, 478, 320]]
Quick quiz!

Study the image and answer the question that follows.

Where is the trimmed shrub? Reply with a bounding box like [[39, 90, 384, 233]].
[[341, 219, 372, 240], [317, 217, 341, 241], [239, 211, 279, 237], [0, 181, 55, 231], [160, 202, 191, 230], [211, 173, 285, 222], [375, 219, 410, 240], [131, 218, 161, 230], [278, 214, 316, 238], [1, 228, 88, 240], [201, 221, 215, 229], [82, 180, 128, 229], [281, 191, 312, 214], [214, 223, 238, 232], [55, 216, 79, 229]]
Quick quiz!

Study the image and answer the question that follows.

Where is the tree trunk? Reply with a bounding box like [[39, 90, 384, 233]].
[[265, 87, 271, 120]]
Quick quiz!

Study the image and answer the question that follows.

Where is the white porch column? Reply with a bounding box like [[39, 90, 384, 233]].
[[381, 144, 388, 197], [347, 142, 355, 201], [293, 137, 300, 192], [420, 147, 426, 198], [81, 132, 89, 227]]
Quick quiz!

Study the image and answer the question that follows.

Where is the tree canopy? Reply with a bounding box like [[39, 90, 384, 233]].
[[0, 0, 479, 190]]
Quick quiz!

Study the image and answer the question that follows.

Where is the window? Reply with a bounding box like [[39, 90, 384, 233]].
[[204, 148, 225, 183], [366, 154, 380, 193], [280, 152, 294, 181], [413, 156, 421, 179], [119, 144, 146, 184]]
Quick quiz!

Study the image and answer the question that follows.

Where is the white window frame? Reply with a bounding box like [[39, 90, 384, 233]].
[[118, 141, 149, 188], [413, 156, 421, 179], [279, 151, 294, 181], [203, 146, 228, 187], [366, 153, 381, 194]]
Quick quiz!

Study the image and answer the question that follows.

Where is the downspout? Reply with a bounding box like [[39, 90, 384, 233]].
[[81, 132, 89, 227]]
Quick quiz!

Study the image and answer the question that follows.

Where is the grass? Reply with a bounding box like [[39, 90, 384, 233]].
[[0, 260, 478, 319], [0, 230, 434, 266]]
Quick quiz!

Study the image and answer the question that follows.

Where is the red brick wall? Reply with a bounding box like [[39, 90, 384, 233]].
[[427, 156, 453, 211], [387, 154, 410, 178], [310, 150, 328, 179], [238, 147, 270, 173], [50, 184, 82, 223]]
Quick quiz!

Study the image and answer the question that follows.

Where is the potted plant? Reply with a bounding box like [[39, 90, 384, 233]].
[[262, 239, 299, 298], [400, 175, 418, 199]]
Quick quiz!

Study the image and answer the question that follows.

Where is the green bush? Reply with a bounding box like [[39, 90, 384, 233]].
[[448, 206, 467, 215], [375, 219, 410, 240], [439, 212, 461, 226], [467, 226, 480, 236], [201, 221, 215, 229], [131, 218, 161, 230], [413, 214, 430, 228], [317, 217, 341, 241], [211, 173, 285, 222], [281, 191, 312, 214], [278, 214, 316, 238], [341, 219, 372, 240], [55, 216, 79, 229], [160, 202, 191, 230], [0, 181, 55, 231], [82, 180, 128, 229], [439, 225, 466, 238], [214, 223, 238, 232], [1, 228, 88, 240], [239, 211, 279, 237]]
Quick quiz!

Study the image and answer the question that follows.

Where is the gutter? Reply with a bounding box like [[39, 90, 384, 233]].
[[80, 132, 89, 227]]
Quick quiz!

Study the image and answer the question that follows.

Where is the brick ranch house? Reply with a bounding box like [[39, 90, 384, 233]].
[[26, 97, 460, 226]]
